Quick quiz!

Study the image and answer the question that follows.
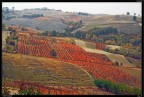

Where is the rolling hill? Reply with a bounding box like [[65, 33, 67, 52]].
[[2, 8, 141, 34]]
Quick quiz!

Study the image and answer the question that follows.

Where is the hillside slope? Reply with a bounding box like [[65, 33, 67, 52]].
[[2, 8, 141, 33], [2, 52, 114, 95], [2, 52, 94, 86], [74, 39, 135, 67]]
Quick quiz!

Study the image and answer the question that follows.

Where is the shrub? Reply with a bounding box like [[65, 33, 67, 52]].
[[94, 79, 105, 88], [2, 86, 10, 95], [18, 86, 42, 95], [132, 87, 141, 95], [115, 61, 119, 66], [50, 49, 57, 57], [94, 79, 141, 95]]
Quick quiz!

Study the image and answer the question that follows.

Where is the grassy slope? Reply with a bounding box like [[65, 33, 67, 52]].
[[2, 52, 94, 86], [126, 57, 142, 68], [80, 15, 141, 34], [2, 52, 114, 95], [3, 9, 141, 33]]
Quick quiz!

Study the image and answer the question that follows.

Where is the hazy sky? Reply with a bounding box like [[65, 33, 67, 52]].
[[2, 2, 142, 16]]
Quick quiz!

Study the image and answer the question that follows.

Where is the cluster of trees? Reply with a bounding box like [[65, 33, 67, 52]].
[[104, 47, 141, 60], [78, 12, 89, 15], [61, 19, 83, 33], [2, 7, 16, 20], [41, 30, 58, 37], [4, 26, 18, 52], [3, 25, 28, 32], [87, 27, 118, 36], [2, 24, 5, 30], [2, 7, 10, 14], [5, 26, 18, 33], [55, 19, 83, 37], [126, 12, 138, 21], [94, 79, 141, 95], [3, 16, 16, 20], [23, 14, 43, 18], [5, 35, 18, 52], [73, 27, 118, 40]]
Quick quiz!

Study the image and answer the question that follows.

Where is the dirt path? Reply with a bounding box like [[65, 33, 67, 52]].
[[106, 45, 121, 50], [131, 67, 142, 71]]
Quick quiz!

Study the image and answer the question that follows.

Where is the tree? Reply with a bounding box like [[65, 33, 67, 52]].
[[127, 12, 130, 15], [8, 27, 13, 31], [5, 8, 9, 13], [80, 20, 82, 24], [115, 61, 119, 66], [2, 24, 5, 30], [92, 35, 97, 41], [21, 27, 28, 31], [120, 62, 123, 66], [42, 31, 49, 36], [35, 26, 40, 30], [115, 48, 119, 54], [50, 49, 57, 57], [12, 7, 14, 10], [133, 16, 137, 21], [62, 32, 68, 37], [52, 31, 57, 36], [75, 31, 83, 39]]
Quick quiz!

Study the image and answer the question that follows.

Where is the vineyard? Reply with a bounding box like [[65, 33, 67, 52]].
[[2, 80, 113, 95], [2, 5, 142, 95], [94, 42, 105, 50], [66, 60, 141, 88], [3, 80, 79, 95], [16, 32, 141, 89], [2, 32, 141, 95], [17, 32, 112, 66], [18, 33, 52, 57], [2, 52, 113, 95]]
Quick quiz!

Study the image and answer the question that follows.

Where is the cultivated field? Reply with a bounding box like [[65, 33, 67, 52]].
[[2, 52, 94, 86], [2, 52, 114, 95], [74, 39, 135, 67]]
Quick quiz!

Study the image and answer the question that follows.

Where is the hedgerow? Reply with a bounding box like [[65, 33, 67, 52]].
[[94, 79, 141, 95]]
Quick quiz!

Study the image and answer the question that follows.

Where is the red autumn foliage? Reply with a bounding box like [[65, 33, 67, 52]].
[[3, 80, 80, 95], [94, 42, 106, 50], [16, 33, 141, 88]]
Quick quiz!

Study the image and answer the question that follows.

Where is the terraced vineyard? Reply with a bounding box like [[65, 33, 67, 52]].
[[12, 33, 140, 87], [2, 4, 142, 95], [2, 52, 113, 95], [2, 32, 141, 95]]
